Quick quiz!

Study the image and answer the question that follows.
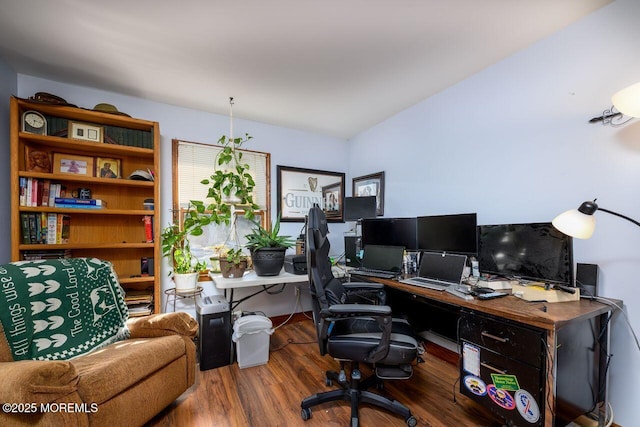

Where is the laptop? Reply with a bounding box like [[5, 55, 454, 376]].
[[400, 251, 467, 290], [350, 244, 405, 279]]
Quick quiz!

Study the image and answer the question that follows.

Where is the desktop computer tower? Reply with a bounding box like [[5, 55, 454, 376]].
[[196, 294, 232, 371], [344, 236, 361, 267]]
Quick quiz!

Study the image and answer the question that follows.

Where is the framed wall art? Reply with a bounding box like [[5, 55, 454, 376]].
[[53, 153, 94, 176], [352, 171, 385, 216], [277, 165, 345, 222]]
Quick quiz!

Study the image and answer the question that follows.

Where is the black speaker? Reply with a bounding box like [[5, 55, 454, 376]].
[[344, 236, 360, 267], [576, 263, 598, 297]]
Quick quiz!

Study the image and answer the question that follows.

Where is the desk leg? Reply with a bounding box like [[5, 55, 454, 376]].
[[597, 311, 612, 427]]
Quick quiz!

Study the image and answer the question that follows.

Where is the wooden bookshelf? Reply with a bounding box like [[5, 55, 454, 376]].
[[9, 96, 161, 314]]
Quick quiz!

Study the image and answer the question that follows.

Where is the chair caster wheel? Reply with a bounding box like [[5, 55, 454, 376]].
[[301, 408, 312, 421], [406, 415, 418, 427], [325, 377, 333, 386]]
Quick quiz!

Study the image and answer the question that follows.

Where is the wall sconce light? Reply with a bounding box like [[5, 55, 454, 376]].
[[589, 82, 640, 126], [552, 199, 640, 239]]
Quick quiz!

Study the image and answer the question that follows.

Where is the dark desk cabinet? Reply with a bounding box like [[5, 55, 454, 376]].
[[459, 310, 546, 426], [459, 309, 604, 427]]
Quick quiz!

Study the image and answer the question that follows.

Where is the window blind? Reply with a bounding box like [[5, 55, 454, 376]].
[[175, 139, 269, 211]]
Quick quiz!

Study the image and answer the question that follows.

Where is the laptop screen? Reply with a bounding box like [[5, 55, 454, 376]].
[[361, 245, 404, 272], [418, 252, 467, 283]]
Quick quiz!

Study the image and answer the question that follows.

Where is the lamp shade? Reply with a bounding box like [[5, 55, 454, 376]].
[[612, 82, 640, 118], [552, 208, 596, 239]]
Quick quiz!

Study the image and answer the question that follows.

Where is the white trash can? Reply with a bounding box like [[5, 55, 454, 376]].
[[232, 315, 274, 368]]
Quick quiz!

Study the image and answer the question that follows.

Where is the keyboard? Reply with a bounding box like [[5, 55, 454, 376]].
[[350, 268, 398, 279], [400, 277, 454, 290]]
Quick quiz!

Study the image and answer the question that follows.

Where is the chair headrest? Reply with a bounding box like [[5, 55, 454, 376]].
[[307, 204, 329, 236]]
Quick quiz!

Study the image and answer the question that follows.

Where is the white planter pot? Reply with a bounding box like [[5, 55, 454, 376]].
[[173, 272, 199, 293]]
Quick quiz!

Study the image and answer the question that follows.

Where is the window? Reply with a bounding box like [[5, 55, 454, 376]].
[[172, 139, 270, 262]]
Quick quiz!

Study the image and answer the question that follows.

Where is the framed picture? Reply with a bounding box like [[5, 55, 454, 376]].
[[96, 157, 121, 178], [68, 121, 104, 143], [322, 182, 343, 220], [24, 146, 52, 173], [277, 165, 345, 222], [53, 153, 94, 176], [352, 171, 385, 216]]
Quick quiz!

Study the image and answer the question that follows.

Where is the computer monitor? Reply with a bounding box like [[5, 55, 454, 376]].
[[416, 213, 478, 255], [343, 196, 377, 221], [477, 222, 574, 286], [361, 217, 418, 250]]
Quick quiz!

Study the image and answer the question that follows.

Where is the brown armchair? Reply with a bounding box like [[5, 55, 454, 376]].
[[0, 258, 197, 427]]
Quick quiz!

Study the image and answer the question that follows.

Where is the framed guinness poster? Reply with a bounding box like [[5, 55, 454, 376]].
[[277, 165, 345, 222]]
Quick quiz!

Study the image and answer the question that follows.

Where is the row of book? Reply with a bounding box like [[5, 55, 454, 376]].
[[22, 249, 72, 260], [125, 288, 154, 317], [45, 116, 153, 149], [20, 213, 70, 244], [54, 197, 107, 209], [20, 178, 67, 207]]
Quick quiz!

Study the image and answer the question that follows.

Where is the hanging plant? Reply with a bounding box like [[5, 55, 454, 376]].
[[190, 133, 259, 226]]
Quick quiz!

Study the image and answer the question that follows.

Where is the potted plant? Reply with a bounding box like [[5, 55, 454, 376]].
[[245, 215, 294, 276], [219, 248, 249, 278], [160, 211, 207, 292]]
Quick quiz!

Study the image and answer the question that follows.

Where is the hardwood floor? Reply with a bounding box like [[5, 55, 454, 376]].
[[146, 316, 502, 426]]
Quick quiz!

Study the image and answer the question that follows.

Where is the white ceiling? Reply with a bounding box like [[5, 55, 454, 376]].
[[0, 0, 612, 139]]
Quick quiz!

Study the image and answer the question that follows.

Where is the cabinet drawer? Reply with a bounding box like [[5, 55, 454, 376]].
[[461, 340, 545, 427], [459, 311, 545, 368]]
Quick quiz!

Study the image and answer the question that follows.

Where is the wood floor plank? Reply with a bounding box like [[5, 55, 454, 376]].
[[146, 317, 502, 426]]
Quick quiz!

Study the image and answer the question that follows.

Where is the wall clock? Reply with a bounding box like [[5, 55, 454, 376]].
[[22, 110, 47, 135]]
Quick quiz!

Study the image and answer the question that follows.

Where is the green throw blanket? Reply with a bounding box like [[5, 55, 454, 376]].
[[0, 258, 129, 361]]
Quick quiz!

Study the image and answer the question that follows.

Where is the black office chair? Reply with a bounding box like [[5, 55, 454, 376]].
[[300, 204, 419, 426]]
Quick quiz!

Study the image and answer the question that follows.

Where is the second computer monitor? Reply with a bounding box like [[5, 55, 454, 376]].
[[416, 213, 478, 255], [361, 217, 417, 250]]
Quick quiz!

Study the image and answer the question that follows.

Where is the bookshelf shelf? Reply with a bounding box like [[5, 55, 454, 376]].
[[10, 96, 161, 315]]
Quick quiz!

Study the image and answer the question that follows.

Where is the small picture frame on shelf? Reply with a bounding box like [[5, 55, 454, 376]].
[[68, 121, 104, 143], [53, 153, 95, 176], [96, 157, 121, 179], [24, 146, 52, 173]]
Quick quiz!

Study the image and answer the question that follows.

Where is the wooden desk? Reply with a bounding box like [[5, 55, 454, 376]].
[[359, 276, 618, 427]]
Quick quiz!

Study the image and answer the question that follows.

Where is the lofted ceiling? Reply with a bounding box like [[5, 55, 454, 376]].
[[0, 0, 612, 139]]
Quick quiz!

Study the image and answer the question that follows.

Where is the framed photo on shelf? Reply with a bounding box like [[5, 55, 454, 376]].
[[96, 157, 121, 178], [68, 121, 104, 143], [352, 171, 385, 216], [24, 146, 52, 173], [53, 153, 94, 176], [277, 165, 345, 222]]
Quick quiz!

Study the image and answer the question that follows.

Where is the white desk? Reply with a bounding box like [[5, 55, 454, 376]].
[[209, 269, 308, 310]]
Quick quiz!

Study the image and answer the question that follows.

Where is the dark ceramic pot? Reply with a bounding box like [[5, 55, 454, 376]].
[[251, 247, 286, 276]]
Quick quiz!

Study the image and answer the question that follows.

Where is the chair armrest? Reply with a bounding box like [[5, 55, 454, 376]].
[[342, 282, 384, 291], [126, 311, 198, 339], [0, 360, 78, 404], [322, 304, 391, 317], [343, 282, 386, 304]]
